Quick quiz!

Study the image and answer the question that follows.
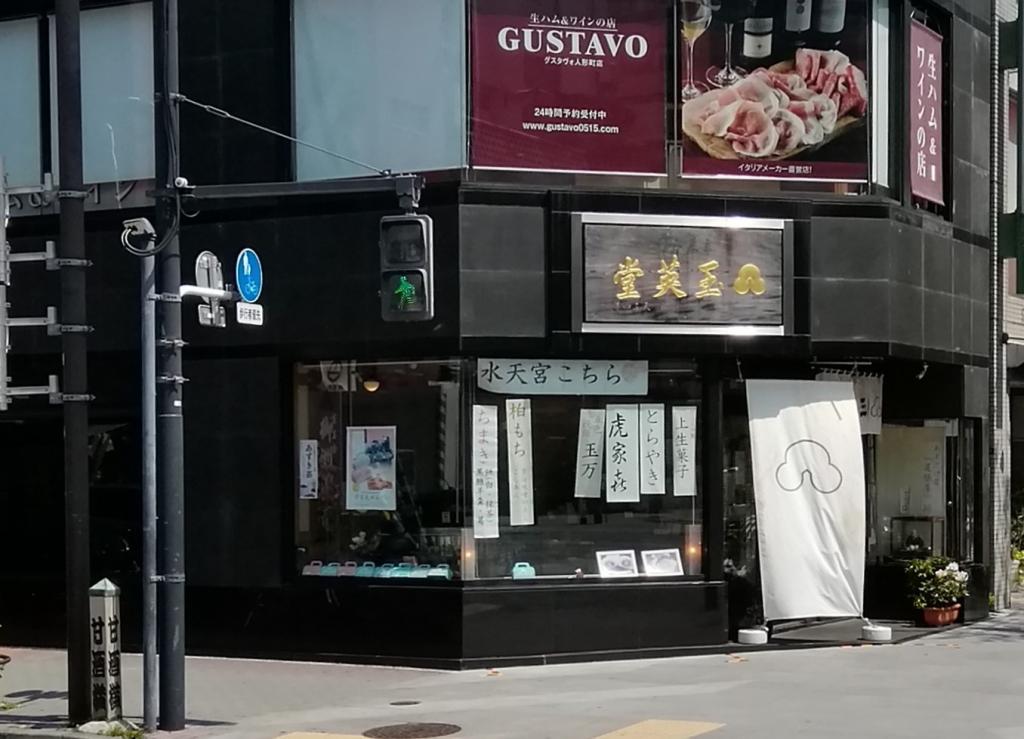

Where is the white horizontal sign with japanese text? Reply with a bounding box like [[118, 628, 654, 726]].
[[477, 358, 648, 395]]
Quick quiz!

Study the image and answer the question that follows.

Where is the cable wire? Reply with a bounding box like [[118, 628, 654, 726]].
[[172, 93, 390, 176]]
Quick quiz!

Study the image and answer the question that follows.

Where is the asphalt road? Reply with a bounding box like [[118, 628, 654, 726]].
[[2, 607, 1023, 739]]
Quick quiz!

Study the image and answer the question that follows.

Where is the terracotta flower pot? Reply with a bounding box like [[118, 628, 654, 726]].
[[922, 603, 961, 627]]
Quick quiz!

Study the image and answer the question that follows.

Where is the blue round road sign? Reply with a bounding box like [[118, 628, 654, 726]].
[[235, 248, 263, 303]]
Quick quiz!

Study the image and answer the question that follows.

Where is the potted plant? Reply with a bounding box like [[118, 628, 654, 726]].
[[905, 556, 969, 626]]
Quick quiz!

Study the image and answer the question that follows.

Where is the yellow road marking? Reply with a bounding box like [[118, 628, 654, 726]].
[[593, 719, 725, 738]]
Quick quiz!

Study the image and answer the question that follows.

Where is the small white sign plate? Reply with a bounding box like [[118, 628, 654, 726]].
[[236, 302, 264, 326]]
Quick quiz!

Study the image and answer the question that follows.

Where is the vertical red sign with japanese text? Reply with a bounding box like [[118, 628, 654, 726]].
[[470, 0, 667, 175], [909, 20, 944, 205]]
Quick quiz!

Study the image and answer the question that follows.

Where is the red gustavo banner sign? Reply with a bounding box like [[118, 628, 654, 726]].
[[470, 0, 667, 175]]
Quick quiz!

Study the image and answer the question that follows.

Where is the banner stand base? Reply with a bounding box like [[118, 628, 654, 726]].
[[737, 627, 769, 645], [861, 623, 892, 642]]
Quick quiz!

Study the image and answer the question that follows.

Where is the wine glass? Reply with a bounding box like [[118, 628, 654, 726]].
[[706, 0, 756, 87], [680, 0, 713, 101]]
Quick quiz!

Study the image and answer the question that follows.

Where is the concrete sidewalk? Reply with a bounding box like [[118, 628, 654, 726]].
[[3, 608, 1024, 739]]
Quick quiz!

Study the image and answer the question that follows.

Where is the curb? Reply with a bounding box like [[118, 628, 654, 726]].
[[0, 731, 83, 739]]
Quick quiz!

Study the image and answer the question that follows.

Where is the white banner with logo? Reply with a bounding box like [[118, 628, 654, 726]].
[[574, 409, 606, 499], [815, 370, 883, 435], [746, 380, 866, 622]]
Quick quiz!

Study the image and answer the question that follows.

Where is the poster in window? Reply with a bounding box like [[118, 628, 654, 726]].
[[678, 1, 869, 182], [640, 404, 666, 494], [506, 399, 536, 525], [672, 405, 697, 497], [470, 0, 667, 175], [574, 408, 606, 499], [472, 405, 500, 539], [605, 404, 640, 503], [298, 439, 319, 500], [345, 426, 397, 511]]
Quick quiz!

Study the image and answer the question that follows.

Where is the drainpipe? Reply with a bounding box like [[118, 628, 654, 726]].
[[989, 0, 1005, 608]]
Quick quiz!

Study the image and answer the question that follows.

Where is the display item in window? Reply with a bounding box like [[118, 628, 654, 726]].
[[596, 550, 640, 578], [641, 548, 685, 576]]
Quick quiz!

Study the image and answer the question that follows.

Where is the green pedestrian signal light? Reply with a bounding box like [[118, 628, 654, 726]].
[[379, 215, 433, 322]]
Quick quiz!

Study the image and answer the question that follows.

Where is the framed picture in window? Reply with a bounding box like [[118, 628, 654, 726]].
[[596, 550, 640, 579], [641, 548, 685, 577]]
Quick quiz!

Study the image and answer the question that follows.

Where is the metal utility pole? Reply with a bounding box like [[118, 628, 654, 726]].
[[55, 0, 91, 725], [154, 0, 186, 729], [141, 251, 157, 732]]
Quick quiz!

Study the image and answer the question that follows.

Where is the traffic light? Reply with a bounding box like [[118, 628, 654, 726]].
[[379, 214, 434, 322]]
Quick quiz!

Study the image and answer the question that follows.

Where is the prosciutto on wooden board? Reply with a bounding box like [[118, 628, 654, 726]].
[[701, 99, 779, 158], [683, 48, 867, 160]]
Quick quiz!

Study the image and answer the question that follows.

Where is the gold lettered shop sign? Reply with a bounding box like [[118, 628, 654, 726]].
[[571, 213, 793, 336]]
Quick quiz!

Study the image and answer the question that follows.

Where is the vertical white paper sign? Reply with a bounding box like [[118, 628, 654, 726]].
[[672, 406, 697, 497], [605, 404, 640, 503], [298, 439, 319, 499], [506, 399, 535, 526], [574, 409, 606, 499], [640, 404, 666, 494], [472, 405, 499, 539]]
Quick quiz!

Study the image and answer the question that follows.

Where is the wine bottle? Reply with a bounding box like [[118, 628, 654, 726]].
[[815, 0, 846, 35], [743, 0, 774, 60], [785, 0, 812, 32]]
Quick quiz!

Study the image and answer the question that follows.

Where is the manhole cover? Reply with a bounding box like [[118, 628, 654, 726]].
[[389, 700, 421, 706], [363, 723, 461, 739]]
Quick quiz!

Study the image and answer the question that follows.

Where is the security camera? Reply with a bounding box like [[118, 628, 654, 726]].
[[121, 217, 158, 253], [122, 217, 156, 238], [174, 176, 190, 189]]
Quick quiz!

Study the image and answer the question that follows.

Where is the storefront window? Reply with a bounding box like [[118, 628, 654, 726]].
[[875, 423, 948, 559], [469, 360, 704, 579], [293, 360, 465, 580]]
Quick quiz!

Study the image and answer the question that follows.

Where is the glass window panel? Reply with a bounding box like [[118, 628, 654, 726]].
[[470, 363, 704, 580], [50, 2, 155, 184], [0, 18, 42, 188], [294, 361, 465, 580], [293, 0, 466, 180]]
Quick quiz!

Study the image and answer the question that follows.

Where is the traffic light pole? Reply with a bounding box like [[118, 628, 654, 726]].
[[55, 0, 92, 724], [154, 0, 186, 730]]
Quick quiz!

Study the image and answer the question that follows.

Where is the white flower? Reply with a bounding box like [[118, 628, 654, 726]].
[[946, 562, 960, 572], [936, 569, 948, 579], [957, 572, 969, 583]]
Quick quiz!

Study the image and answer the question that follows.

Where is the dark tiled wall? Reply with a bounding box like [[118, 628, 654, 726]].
[[809, 216, 989, 357], [949, 4, 993, 237], [179, 0, 292, 186], [459, 204, 547, 338]]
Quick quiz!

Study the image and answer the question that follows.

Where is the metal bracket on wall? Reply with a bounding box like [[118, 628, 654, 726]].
[[56, 189, 89, 200], [56, 394, 95, 404], [48, 258, 92, 270], [48, 323, 94, 336], [156, 374, 188, 385], [157, 338, 187, 349], [153, 292, 182, 303]]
